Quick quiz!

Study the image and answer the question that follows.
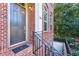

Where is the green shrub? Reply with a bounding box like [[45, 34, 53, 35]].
[[54, 35, 75, 43], [72, 51, 79, 56], [74, 45, 79, 50], [54, 35, 65, 42], [66, 37, 76, 43], [70, 45, 79, 50]]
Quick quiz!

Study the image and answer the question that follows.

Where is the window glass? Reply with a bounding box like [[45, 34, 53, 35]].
[[44, 10, 48, 31], [44, 22, 47, 31], [50, 14, 53, 31]]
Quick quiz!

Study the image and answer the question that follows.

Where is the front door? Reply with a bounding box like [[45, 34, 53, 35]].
[[10, 4, 26, 45]]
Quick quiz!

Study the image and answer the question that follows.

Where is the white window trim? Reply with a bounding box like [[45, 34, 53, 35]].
[[8, 3, 26, 47], [44, 10, 48, 32]]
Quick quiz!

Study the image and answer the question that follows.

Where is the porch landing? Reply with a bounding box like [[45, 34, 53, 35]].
[[15, 44, 35, 56]]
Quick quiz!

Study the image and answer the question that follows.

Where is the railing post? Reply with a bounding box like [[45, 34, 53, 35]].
[[65, 39, 72, 56], [42, 30, 43, 56], [32, 31, 34, 54], [35, 37, 38, 56], [47, 47, 49, 56], [44, 45, 46, 56], [50, 46, 52, 56], [39, 37, 40, 56]]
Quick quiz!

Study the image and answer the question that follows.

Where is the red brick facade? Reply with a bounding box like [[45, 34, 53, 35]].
[[28, 4, 35, 44], [42, 4, 54, 43], [0, 3, 7, 55], [0, 3, 13, 56]]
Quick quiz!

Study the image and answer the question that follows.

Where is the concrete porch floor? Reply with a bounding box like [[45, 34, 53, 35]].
[[15, 44, 34, 56]]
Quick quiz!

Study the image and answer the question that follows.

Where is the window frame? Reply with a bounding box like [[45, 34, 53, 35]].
[[50, 12, 53, 32], [44, 9, 48, 32]]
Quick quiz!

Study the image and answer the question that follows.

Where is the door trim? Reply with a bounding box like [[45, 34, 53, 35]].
[[35, 3, 42, 32]]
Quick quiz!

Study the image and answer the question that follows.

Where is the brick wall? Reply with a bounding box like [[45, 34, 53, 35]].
[[42, 3, 54, 43], [0, 3, 7, 55], [0, 3, 9, 55], [28, 4, 35, 44]]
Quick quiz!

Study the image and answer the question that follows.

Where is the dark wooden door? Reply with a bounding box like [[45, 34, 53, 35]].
[[10, 4, 26, 45]]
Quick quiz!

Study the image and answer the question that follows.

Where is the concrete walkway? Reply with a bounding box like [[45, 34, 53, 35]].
[[53, 41, 67, 56]]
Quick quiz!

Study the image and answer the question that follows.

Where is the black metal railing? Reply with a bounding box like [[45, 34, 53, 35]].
[[33, 31, 52, 56], [65, 39, 72, 56], [33, 31, 64, 56]]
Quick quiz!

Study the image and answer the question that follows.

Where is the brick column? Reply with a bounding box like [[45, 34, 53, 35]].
[[0, 3, 12, 56]]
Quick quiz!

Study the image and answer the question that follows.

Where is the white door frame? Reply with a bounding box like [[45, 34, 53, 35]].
[[35, 3, 42, 32]]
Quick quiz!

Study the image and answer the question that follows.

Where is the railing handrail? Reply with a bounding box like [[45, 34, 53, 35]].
[[34, 32, 52, 47], [34, 32, 63, 56], [34, 32, 51, 48], [33, 32, 52, 56]]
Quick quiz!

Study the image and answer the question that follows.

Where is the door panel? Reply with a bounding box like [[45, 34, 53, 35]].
[[10, 4, 26, 45]]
